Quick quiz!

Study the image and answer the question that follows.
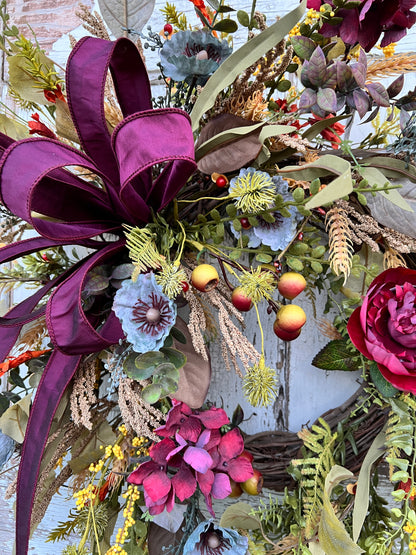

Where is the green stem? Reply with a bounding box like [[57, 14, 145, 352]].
[[249, 0, 257, 30]]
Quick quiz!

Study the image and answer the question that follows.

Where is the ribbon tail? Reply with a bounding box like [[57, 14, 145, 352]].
[[15, 350, 82, 555]]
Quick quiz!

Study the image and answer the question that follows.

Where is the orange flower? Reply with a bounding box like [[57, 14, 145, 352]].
[[189, 0, 212, 24], [0, 349, 51, 377]]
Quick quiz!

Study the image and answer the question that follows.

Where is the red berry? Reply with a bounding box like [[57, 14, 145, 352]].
[[277, 272, 307, 300], [274, 261, 282, 272], [41, 253, 50, 262], [216, 175, 227, 188], [240, 217, 251, 229], [297, 232, 304, 241], [163, 23, 173, 34], [181, 281, 189, 292], [231, 287, 253, 312], [241, 469, 263, 495]]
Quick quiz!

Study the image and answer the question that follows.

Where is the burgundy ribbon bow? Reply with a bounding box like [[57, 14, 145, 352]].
[[0, 36, 196, 553]]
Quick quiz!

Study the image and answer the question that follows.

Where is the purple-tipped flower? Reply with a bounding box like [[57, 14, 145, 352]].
[[113, 272, 176, 353], [183, 521, 248, 554]]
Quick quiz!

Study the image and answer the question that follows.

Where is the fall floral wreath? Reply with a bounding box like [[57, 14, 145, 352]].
[[1, 0, 416, 554]]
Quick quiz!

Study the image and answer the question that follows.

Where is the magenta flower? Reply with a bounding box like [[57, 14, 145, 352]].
[[347, 268, 416, 394], [128, 438, 177, 515], [210, 428, 254, 483], [155, 401, 230, 442]]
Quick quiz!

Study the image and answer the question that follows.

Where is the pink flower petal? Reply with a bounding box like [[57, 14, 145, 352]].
[[143, 470, 172, 502], [211, 472, 232, 499], [219, 428, 244, 460], [172, 466, 196, 501], [194, 406, 230, 429], [183, 446, 213, 473], [127, 460, 158, 485], [197, 469, 214, 495], [150, 438, 176, 464], [228, 456, 254, 483]]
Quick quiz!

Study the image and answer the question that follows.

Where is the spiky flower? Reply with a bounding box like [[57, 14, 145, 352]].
[[243, 359, 278, 407], [124, 225, 164, 281], [229, 168, 276, 214], [239, 267, 276, 303], [155, 262, 187, 299]]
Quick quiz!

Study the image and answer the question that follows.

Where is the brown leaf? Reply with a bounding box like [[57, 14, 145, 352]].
[[55, 99, 80, 143], [196, 114, 263, 174], [147, 521, 184, 554], [172, 317, 211, 409]]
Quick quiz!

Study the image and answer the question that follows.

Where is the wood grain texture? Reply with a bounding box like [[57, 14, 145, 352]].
[[0, 0, 415, 551]]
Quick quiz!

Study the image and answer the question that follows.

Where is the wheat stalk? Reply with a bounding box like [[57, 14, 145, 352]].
[[325, 203, 354, 285], [367, 53, 416, 81]]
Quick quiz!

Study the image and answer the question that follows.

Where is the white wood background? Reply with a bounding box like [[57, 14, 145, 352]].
[[0, 0, 415, 552]]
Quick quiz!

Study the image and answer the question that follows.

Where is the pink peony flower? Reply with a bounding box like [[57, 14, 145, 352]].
[[347, 268, 416, 393]]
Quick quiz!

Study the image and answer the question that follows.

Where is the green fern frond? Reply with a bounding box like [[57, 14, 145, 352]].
[[124, 225, 164, 280], [385, 395, 416, 478], [292, 418, 337, 539], [161, 2, 189, 30], [47, 510, 80, 543]]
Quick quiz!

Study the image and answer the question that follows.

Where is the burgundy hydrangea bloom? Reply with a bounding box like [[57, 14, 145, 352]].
[[128, 438, 177, 515], [311, 0, 416, 51], [155, 400, 230, 442], [347, 268, 416, 393], [128, 402, 254, 517]]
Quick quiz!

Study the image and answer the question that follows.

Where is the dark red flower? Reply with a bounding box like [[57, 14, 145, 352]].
[[308, 114, 345, 149], [318, 0, 416, 52], [28, 113, 56, 139], [43, 84, 65, 103], [347, 268, 416, 393]]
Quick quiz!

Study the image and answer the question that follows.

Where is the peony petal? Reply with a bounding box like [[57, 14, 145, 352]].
[[183, 446, 213, 473], [196, 429, 211, 449], [378, 363, 416, 394], [219, 427, 244, 460], [171, 466, 196, 502]]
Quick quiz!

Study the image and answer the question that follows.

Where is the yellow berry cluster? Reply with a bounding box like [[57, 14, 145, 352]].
[[305, 8, 321, 25], [106, 485, 141, 554], [118, 424, 128, 436], [73, 484, 96, 509], [89, 459, 105, 473], [382, 42, 396, 58], [132, 436, 149, 457], [404, 521, 416, 554]]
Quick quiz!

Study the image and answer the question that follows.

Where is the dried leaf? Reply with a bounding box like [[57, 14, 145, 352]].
[[196, 114, 263, 174], [7, 54, 55, 105], [171, 317, 211, 408], [0, 114, 29, 140], [0, 394, 31, 443], [219, 501, 261, 530], [55, 99, 79, 143], [98, 0, 155, 37]]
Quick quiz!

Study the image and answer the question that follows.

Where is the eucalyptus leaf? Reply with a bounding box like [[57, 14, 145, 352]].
[[191, 0, 307, 130], [212, 19, 238, 33], [278, 155, 353, 209], [98, 0, 155, 36], [358, 166, 412, 211], [141, 383, 163, 404], [160, 347, 187, 369]]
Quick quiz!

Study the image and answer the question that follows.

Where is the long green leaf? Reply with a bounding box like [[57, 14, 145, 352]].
[[358, 166, 412, 211], [190, 0, 307, 131], [352, 428, 387, 542], [278, 155, 353, 209]]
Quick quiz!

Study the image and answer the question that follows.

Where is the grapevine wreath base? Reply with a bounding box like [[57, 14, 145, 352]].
[[245, 385, 388, 491]]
